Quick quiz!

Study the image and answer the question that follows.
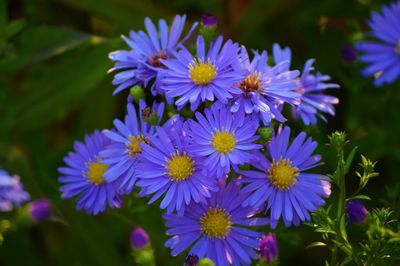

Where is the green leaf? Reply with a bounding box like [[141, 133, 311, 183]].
[[339, 256, 353, 266], [339, 215, 348, 241], [0, 26, 90, 72], [388, 237, 400, 244], [348, 195, 371, 201], [306, 242, 327, 249], [344, 146, 358, 174], [3, 38, 119, 131]]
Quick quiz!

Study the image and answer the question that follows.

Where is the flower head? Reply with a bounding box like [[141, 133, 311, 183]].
[[259, 233, 278, 263], [273, 44, 339, 125], [238, 126, 331, 228], [137, 116, 218, 214], [130, 227, 150, 249], [0, 169, 30, 212], [28, 199, 52, 222], [230, 46, 300, 125], [185, 254, 200, 266], [187, 104, 262, 179], [109, 15, 197, 95], [164, 181, 268, 266], [100, 100, 164, 194], [355, 1, 400, 86], [346, 200, 368, 224], [201, 13, 218, 28], [161, 35, 243, 110], [58, 130, 122, 215]]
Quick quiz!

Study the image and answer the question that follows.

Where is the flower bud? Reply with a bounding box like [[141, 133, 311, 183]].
[[185, 254, 199, 266], [27, 199, 52, 223], [130, 227, 150, 249], [258, 127, 273, 142], [197, 258, 214, 266], [130, 85, 145, 103], [346, 200, 368, 224], [259, 233, 278, 263], [341, 44, 357, 63], [201, 13, 218, 28]]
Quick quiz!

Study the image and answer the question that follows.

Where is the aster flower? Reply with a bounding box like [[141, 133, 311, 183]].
[[164, 180, 269, 266], [0, 169, 30, 211], [238, 126, 331, 228], [187, 104, 262, 179], [230, 46, 300, 125], [160, 35, 243, 110], [259, 233, 278, 263], [100, 100, 164, 194], [137, 117, 218, 214], [109, 15, 197, 95], [273, 44, 339, 125], [346, 200, 368, 224], [58, 130, 122, 215], [355, 1, 400, 86]]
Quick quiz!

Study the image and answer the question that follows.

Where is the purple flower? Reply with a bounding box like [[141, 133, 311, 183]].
[[238, 126, 331, 228], [100, 100, 164, 194], [58, 130, 122, 215], [0, 169, 30, 211], [136, 116, 218, 215], [230, 46, 300, 125], [201, 13, 218, 28], [273, 44, 339, 125], [259, 233, 278, 263], [187, 104, 262, 179], [160, 35, 243, 110], [28, 199, 52, 222], [355, 1, 400, 86], [346, 200, 368, 224], [109, 15, 197, 95], [130, 227, 150, 249], [164, 180, 269, 266]]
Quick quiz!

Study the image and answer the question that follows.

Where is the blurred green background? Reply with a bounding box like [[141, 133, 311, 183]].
[[1, 0, 400, 265]]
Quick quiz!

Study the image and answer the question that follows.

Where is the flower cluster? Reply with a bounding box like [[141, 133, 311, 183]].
[[58, 14, 339, 265], [0, 169, 30, 212]]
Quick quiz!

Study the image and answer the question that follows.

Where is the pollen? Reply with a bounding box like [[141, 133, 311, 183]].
[[87, 161, 108, 185], [212, 130, 236, 154], [127, 135, 150, 156], [268, 159, 299, 190], [166, 152, 195, 182], [200, 207, 232, 238], [188, 58, 217, 85], [238, 71, 262, 93], [395, 39, 400, 55]]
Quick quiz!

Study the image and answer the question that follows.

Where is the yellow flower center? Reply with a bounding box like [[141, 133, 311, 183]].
[[268, 159, 299, 190], [238, 71, 262, 93], [188, 59, 217, 85], [212, 131, 236, 154], [166, 152, 195, 182], [127, 135, 150, 156], [395, 39, 400, 55], [87, 162, 108, 185], [200, 207, 232, 238]]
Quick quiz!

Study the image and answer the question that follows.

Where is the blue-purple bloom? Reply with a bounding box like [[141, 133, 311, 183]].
[[137, 117, 218, 214], [342, 44, 357, 63], [109, 15, 197, 95], [101, 100, 164, 194], [273, 44, 339, 125], [28, 199, 52, 222], [130, 227, 150, 249], [160, 35, 243, 110], [201, 13, 218, 28], [346, 200, 368, 224], [230, 46, 300, 125], [355, 1, 400, 86], [187, 104, 262, 179], [238, 126, 331, 228], [259, 233, 278, 263], [58, 130, 122, 215], [164, 180, 269, 266], [0, 169, 30, 211]]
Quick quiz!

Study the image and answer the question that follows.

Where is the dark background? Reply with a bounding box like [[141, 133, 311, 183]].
[[1, 0, 399, 265]]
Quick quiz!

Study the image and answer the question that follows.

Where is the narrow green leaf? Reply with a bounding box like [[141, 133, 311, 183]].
[[306, 242, 327, 249], [344, 146, 358, 174], [348, 195, 371, 201]]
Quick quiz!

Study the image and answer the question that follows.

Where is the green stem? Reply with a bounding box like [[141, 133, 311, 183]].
[[331, 149, 346, 266]]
